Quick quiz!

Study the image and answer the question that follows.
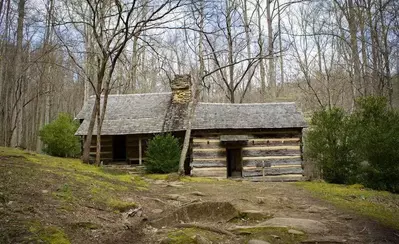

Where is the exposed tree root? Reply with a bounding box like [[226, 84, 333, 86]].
[[175, 223, 236, 237]]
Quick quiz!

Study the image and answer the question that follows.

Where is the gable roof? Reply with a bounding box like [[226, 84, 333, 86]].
[[75, 93, 306, 135]]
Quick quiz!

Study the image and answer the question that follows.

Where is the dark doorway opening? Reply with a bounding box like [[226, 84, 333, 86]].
[[226, 148, 243, 177], [113, 135, 127, 162]]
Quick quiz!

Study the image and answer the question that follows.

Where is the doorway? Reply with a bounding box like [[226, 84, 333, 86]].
[[113, 135, 127, 162], [226, 148, 243, 177]]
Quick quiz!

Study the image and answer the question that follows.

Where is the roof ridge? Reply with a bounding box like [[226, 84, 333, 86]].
[[198, 102, 296, 105], [89, 92, 171, 98]]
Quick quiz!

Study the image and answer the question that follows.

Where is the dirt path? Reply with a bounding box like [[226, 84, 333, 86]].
[[135, 179, 399, 244], [1, 152, 398, 244]]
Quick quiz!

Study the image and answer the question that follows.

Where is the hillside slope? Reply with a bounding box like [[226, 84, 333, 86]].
[[1, 147, 398, 244]]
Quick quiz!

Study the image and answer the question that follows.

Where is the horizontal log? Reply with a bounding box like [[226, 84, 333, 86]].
[[242, 149, 300, 157], [243, 146, 300, 150], [192, 157, 226, 162], [192, 151, 226, 159], [192, 138, 220, 143], [90, 141, 113, 146], [246, 174, 304, 182], [90, 145, 112, 148], [192, 143, 223, 149], [128, 157, 147, 161], [192, 130, 301, 136], [89, 151, 112, 155], [243, 155, 301, 161], [243, 158, 302, 167], [193, 148, 225, 152], [247, 140, 300, 147], [191, 161, 226, 168], [242, 167, 303, 177], [191, 167, 227, 178]]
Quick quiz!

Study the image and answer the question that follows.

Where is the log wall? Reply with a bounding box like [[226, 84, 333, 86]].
[[191, 138, 227, 178], [191, 131, 304, 181], [89, 135, 113, 162], [89, 135, 149, 164]]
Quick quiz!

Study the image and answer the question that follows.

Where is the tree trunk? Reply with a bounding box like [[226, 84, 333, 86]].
[[267, 0, 276, 98], [348, 0, 362, 99], [243, 0, 252, 93], [226, 0, 235, 103], [13, 0, 26, 147], [277, 0, 284, 95], [257, 0, 266, 99]]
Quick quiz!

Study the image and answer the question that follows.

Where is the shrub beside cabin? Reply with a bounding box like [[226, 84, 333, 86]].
[[75, 75, 307, 181]]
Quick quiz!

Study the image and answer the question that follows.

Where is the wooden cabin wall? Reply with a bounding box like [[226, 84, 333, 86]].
[[89, 135, 113, 162], [126, 135, 149, 164], [241, 137, 303, 182], [191, 130, 304, 181], [191, 137, 227, 178]]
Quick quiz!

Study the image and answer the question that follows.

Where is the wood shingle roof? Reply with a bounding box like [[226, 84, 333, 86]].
[[75, 93, 306, 135]]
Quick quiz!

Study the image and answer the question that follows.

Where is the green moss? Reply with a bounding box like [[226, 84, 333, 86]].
[[106, 198, 137, 212], [28, 221, 70, 244], [233, 226, 306, 244], [145, 174, 169, 180], [69, 222, 101, 230], [52, 184, 74, 202], [180, 176, 226, 183], [0, 147, 130, 183], [296, 182, 399, 230], [131, 176, 148, 190], [167, 228, 221, 244]]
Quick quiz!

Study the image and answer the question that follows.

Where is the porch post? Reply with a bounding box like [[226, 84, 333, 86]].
[[139, 138, 142, 165]]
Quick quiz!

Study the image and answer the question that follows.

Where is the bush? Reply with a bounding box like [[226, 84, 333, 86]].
[[350, 97, 399, 192], [144, 134, 181, 174], [306, 96, 399, 193], [305, 108, 357, 184], [39, 113, 80, 157]]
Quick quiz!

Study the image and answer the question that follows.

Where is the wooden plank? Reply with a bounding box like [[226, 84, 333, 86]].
[[192, 157, 226, 161], [242, 149, 300, 157], [192, 143, 223, 149], [251, 138, 300, 142], [242, 167, 303, 177], [193, 148, 225, 152], [243, 146, 300, 150], [192, 150, 226, 159], [90, 151, 112, 155], [193, 139, 220, 143], [191, 161, 226, 168], [191, 167, 227, 178], [247, 174, 304, 182], [139, 138, 142, 165], [129, 157, 147, 161], [243, 155, 301, 161], [243, 158, 302, 167]]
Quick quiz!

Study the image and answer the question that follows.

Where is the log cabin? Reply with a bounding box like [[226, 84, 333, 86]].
[[75, 75, 307, 181]]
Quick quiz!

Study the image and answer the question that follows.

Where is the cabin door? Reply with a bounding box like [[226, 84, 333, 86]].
[[226, 148, 243, 177], [113, 135, 127, 162]]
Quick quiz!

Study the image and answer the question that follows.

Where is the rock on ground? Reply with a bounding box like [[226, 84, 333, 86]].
[[151, 201, 239, 228], [247, 239, 271, 244], [194, 234, 212, 244], [240, 210, 273, 220], [288, 229, 305, 235], [257, 218, 328, 234]]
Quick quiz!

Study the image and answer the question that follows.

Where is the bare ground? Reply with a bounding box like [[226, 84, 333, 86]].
[[1, 152, 398, 244]]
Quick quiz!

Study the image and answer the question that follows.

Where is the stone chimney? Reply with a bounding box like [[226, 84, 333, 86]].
[[170, 74, 191, 104]]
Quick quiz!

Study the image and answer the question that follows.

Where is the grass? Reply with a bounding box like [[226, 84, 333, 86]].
[[296, 182, 399, 230], [106, 198, 137, 212], [0, 147, 148, 190], [28, 221, 70, 244], [0, 146, 145, 211]]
